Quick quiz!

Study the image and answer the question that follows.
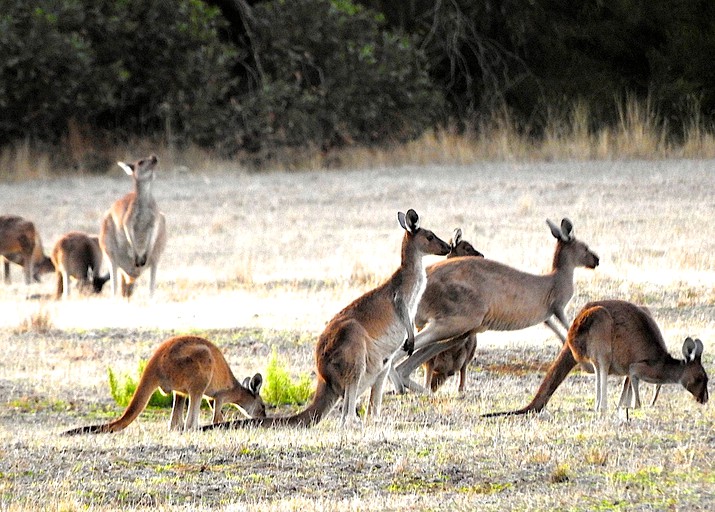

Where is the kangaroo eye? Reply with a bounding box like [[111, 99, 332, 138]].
[[427, 234, 434, 241]]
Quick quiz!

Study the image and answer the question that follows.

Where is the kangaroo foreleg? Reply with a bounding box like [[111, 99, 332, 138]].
[[393, 292, 415, 355], [543, 317, 567, 343]]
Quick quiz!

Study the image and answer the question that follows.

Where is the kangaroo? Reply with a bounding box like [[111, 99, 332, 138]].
[[202, 209, 451, 430], [51, 231, 109, 299], [100, 155, 167, 298], [63, 336, 266, 434], [422, 228, 483, 393], [393, 218, 599, 392], [0, 215, 54, 285], [483, 300, 709, 417]]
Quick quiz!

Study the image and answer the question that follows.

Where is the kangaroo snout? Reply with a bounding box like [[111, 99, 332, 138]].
[[590, 255, 600, 268], [135, 254, 148, 267], [435, 239, 451, 256]]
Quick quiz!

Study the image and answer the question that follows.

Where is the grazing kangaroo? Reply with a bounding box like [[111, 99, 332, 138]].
[[51, 231, 109, 299], [100, 155, 167, 298], [0, 215, 54, 284], [422, 228, 483, 393], [483, 300, 709, 417], [202, 209, 451, 430], [393, 218, 599, 392], [63, 336, 266, 434]]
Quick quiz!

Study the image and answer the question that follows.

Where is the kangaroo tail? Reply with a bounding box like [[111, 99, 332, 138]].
[[482, 344, 577, 418], [62, 365, 160, 436], [202, 378, 340, 430]]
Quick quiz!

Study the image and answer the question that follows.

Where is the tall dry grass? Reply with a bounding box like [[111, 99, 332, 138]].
[[2, 99, 715, 180]]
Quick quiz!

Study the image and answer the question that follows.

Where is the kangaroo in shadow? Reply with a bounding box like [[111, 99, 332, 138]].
[[422, 228, 483, 393], [0, 215, 54, 285], [63, 336, 265, 434], [202, 209, 451, 430], [51, 231, 109, 299], [100, 155, 167, 298], [483, 300, 708, 417], [393, 218, 599, 393]]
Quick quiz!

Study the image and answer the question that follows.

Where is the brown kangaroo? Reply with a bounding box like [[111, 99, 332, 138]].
[[0, 215, 54, 285], [483, 300, 709, 417], [63, 336, 266, 434], [51, 231, 109, 299], [100, 155, 167, 298], [422, 228, 483, 393], [202, 209, 451, 430], [393, 218, 599, 392]]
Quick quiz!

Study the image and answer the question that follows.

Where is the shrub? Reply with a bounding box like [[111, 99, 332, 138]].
[[223, 0, 444, 155], [107, 360, 172, 409], [262, 348, 314, 406], [0, 0, 234, 148]]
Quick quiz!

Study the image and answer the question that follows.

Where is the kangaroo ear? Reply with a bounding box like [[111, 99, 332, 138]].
[[682, 337, 698, 361], [398, 210, 420, 233], [406, 209, 420, 231], [397, 211, 407, 231], [560, 218, 574, 240], [692, 338, 704, 360], [250, 373, 263, 394], [452, 228, 463, 246], [547, 219, 563, 240], [117, 161, 134, 175]]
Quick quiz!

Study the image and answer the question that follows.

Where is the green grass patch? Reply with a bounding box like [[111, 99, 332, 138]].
[[261, 348, 313, 406], [107, 360, 173, 409], [8, 396, 71, 413]]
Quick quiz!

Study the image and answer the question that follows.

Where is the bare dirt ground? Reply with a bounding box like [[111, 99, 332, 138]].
[[1, 159, 714, 510]]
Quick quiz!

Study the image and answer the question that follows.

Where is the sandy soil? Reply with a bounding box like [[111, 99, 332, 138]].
[[1, 159, 714, 510]]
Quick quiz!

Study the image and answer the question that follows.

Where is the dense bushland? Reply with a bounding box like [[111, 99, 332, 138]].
[[1, 0, 714, 171]]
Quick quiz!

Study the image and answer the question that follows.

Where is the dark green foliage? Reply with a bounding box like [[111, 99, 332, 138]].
[[360, 0, 715, 137], [0, 1, 92, 144], [0, 0, 234, 147], [220, 0, 444, 154], [1, 0, 713, 156]]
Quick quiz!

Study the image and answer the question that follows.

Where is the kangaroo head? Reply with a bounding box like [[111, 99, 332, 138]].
[[238, 373, 266, 417], [547, 218, 600, 270], [681, 337, 709, 404], [34, 255, 55, 278], [92, 273, 111, 293], [398, 209, 451, 256], [448, 227, 483, 258], [117, 154, 158, 183]]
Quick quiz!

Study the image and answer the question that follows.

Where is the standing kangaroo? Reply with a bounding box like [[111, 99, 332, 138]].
[[63, 336, 266, 434], [51, 231, 109, 299], [393, 218, 599, 392], [202, 209, 451, 430], [0, 215, 54, 285], [483, 300, 709, 417], [422, 228, 483, 393], [100, 155, 167, 298]]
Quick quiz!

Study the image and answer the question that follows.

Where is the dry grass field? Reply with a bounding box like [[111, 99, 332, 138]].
[[1, 158, 714, 511]]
